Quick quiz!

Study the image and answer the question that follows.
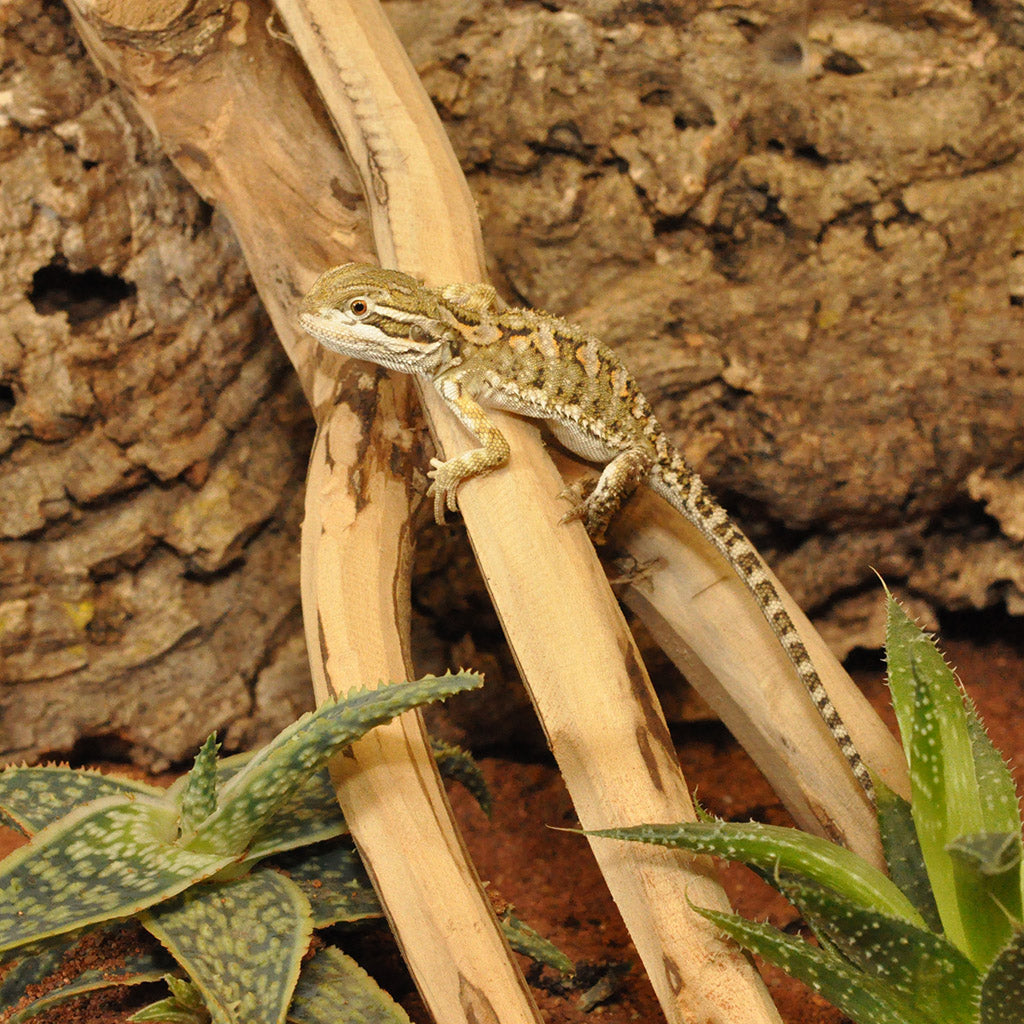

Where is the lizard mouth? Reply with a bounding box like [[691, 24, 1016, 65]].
[[297, 310, 331, 339], [296, 310, 358, 352]]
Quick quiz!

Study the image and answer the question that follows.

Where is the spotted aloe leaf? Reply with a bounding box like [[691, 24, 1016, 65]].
[[0, 939, 71, 1021], [287, 945, 412, 1024], [269, 839, 380, 927], [0, 671, 507, 1021], [873, 778, 942, 932], [0, 797, 235, 959], [585, 819, 923, 926], [960, 699, 1024, 924], [0, 766, 162, 836], [241, 768, 349, 863], [980, 929, 1024, 1024], [965, 700, 1022, 839], [240, 735, 491, 863], [166, 750, 249, 794], [179, 735, 221, 837], [780, 877, 979, 1024], [1, 925, 173, 1024], [693, 904, 934, 1024], [143, 869, 313, 1024], [429, 737, 492, 816], [498, 911, 574, 975], [592, 591, 1024, 1023], [885, 597, 1020, 967], [269, 837, 574, 975], [168, 756, 350, 864], [130, 975, 208, 1023], [183, 672, 483, 857]]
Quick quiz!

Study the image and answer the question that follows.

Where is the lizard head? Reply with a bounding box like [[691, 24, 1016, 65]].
[[298, 263, 454, 373]]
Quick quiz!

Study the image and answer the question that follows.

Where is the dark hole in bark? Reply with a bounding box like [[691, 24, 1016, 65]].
[[823, 50, 865, 76], [29, 261, 136, 326]]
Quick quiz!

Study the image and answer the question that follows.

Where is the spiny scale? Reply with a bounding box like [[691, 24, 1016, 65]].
[[299, 263, 875, 803]]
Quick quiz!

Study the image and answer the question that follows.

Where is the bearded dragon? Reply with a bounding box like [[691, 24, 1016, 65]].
[[298, 263, 874, 801]]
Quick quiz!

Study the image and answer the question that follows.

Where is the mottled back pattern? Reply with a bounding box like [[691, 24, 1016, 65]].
[[299, 264, 874, 803]]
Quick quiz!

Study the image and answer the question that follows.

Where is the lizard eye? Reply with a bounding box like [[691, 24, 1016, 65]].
[[348, 298, 370, 317]]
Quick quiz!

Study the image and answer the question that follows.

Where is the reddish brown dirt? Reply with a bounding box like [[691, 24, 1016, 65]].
[[2, 630, 1021, 1024]]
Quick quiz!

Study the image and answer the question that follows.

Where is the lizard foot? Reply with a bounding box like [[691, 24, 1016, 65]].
[[558, 481, 610, 544], [427, 457, 462, 525], [557, 478, 596, 520]]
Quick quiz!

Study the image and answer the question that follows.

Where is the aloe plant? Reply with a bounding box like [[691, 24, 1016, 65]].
[[586, 593, 1024, 1024], [0, 672, 571, 1024]]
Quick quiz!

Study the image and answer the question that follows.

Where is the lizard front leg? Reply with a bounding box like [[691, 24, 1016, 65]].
[[428, 368, 511, 524]]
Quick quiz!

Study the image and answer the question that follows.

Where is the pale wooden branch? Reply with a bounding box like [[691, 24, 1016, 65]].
[[555, 457, 910, 862], [62, 3, 543, 1023], [274, 2, 783, 1023], [60, 0, 906, 1021]]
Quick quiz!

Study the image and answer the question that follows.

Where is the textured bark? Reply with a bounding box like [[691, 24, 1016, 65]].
[[394, 0, 1024, 634], [0, 3, 314, 766], [2, 0, 1022, 766]]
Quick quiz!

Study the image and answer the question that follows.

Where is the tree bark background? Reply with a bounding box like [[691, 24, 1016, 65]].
[[1, 0, 1022, 766]]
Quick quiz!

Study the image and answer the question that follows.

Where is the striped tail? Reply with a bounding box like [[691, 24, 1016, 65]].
[[650, 454, 875, 804]]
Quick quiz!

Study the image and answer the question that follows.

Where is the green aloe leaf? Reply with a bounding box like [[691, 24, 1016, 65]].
[[429, 737, 492, 816], [586, 820, 923, 925], [964, 703, 1024, 921], [0, 797, 234, 958], [979, 928, 1024, 1024], [498, 911, 574, 975], [287, 946, 412, 1024], [693, 903, 930, 1024], [4, 950, 171, 1024], [948, 832, 1021, 877], [269, 840, 381, 927], [885, 596, 1015, 966], [874, 778, 942, 932], [143, 870, 313, 1024], [174, 736, 488, 843], [244, 733, 493, 862], [0, 924, 175, 1024], [0, 766, 161, 836], [171, 755, 351, 862], [166, 752, 250, 797], [186, 672, 482, 857], [241, 769, 348, 864], [179, 735, 221, 836], [131, 976, 209, 1023], [269, 839, 572, 975], [174, 734, 489, 867], [0, 941, 70, 1020], [781, 878, 979, 1024], [965, 701, 1022, 837]]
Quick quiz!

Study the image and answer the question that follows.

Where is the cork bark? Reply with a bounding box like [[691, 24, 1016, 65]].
[[2, 0, 1022, 767], [0, 4, 316, 765]]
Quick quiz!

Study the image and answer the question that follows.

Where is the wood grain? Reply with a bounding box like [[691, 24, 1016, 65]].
[[276, 1, 785, 1021], [62, 2, 542, 1022]]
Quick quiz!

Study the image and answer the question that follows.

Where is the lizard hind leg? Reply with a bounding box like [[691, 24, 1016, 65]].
[[561, 447, 653, 544]]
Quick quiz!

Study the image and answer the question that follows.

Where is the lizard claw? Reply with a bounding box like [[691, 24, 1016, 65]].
[[427, 457, 459, 525], [425, 482, 446, 525], [557, 477, 600, 532], [557, 504, 584, 525], [556, 480, 611, 543], [557, 478, 595, 518]]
